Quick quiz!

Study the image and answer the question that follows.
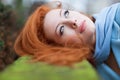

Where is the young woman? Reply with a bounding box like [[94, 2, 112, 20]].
[[14, 1, 120, 80]]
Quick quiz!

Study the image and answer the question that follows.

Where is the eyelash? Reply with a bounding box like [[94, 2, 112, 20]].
[[59, 25, 64, 36], [64, 10, 69, 18], [58, 10, 69, 36]]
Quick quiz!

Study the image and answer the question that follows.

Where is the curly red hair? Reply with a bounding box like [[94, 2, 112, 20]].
[[14, 2, 93, 66]]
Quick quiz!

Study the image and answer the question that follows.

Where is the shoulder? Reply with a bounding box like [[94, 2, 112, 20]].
[[116, 3, 120, 14], [115, 3, 120, 26]]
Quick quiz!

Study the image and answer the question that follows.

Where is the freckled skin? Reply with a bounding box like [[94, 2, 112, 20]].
[[44, 9, 96, 46]]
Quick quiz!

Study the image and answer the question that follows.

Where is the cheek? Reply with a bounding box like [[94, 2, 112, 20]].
[[61, 28, 82, 45], [65, 34, 81, 44]]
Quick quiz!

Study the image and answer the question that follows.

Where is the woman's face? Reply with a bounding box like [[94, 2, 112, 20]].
[[44, 9, 96, 46]]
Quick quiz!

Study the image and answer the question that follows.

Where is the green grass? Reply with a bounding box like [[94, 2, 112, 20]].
[[0, 56, 100, 80]]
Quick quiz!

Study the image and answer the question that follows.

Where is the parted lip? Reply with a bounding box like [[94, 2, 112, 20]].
[[79, 20, 86, 33]]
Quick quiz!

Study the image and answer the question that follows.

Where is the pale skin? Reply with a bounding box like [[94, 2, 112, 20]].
[[43, 9, 120, 74], [44, 9, 96, 47]]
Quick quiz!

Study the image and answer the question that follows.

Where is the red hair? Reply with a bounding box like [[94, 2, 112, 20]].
[[14, 2, 93, 66]]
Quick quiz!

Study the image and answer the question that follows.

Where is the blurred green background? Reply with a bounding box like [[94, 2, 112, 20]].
[[0, 56, 100, 80]]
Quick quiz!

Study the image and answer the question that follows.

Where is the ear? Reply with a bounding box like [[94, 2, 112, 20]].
[[45, 1, 62, 9]]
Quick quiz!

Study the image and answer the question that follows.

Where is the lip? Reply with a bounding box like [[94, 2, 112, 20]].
[[79, 20, 86, 33]]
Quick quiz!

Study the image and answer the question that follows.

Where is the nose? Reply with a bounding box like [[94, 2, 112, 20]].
[[64, 19, 77, 29]]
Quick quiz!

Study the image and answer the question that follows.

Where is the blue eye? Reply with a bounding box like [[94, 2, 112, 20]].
[[64, 10, 69, 18], [59, 26, 64, 36]]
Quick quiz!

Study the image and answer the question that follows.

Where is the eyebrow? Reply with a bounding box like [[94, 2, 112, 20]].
[[59, 9, 62, 17], [55, 9, 62, 36]]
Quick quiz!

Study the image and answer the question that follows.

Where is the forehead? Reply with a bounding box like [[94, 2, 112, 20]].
[[46, 9, 60, 16], [43, 9, 61, 40], [44, 9, 61, 22], [44, 9, 61, 30]]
